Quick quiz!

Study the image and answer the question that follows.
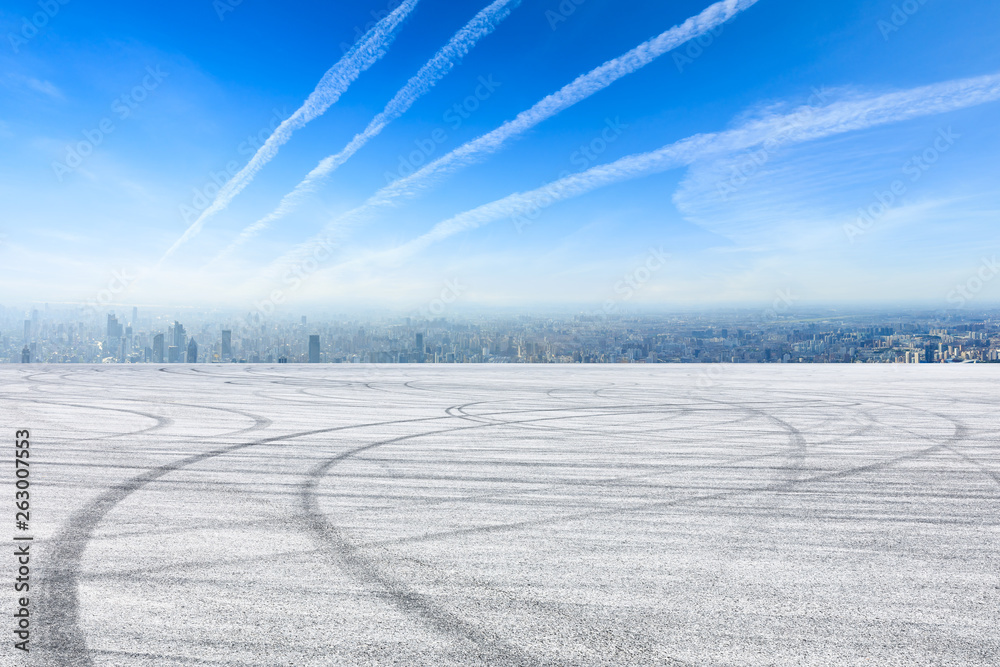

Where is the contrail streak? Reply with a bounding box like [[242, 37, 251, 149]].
[[239, 0, 762, 273], [219, 0, 522, 259], [312, 72, 1000, 276], [158, 0, 421, 263]]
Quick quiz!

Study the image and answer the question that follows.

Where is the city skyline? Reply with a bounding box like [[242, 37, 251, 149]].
[[2, 1, 999, 310], [8, 304, 1000, 365]]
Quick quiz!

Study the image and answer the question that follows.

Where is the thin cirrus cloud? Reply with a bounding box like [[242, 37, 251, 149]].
[[216, 0, 523, 260], [157, 0, 421, 263], [247, 0, 762, 274], [309, 71, 1000, 278]]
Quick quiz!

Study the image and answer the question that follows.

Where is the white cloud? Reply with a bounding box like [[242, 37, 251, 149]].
[[260, 0, 763, 276], [218, 0, 523, 258], [158, 0, 422, 262], [325, 72, 1000, 273]]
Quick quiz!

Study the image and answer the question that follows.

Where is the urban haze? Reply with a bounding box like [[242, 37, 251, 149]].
[[7, 307, 1000, 365]]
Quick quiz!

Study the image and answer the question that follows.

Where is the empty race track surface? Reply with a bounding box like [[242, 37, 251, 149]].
[[1, 364, 998, 666]]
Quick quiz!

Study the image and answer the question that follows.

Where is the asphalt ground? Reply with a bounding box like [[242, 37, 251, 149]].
[[1, 364, 997, 665]]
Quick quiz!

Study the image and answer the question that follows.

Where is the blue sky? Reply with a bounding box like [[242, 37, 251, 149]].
[[1, 0, 999, 312]]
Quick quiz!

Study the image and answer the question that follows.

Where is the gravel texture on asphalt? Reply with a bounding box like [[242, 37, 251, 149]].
[[1, 364, 998, 666]]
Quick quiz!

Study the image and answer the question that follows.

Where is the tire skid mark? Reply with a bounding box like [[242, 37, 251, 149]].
[[302, 401, 852, 660], [7, 396, 271, 444], [855, 396, 999, 489], [19, 370, 994, 664], [79, 548, 323, 584], [34, 411, 463, 665], [354, 407, 967, 548], [4, 397, 172, 439], [420, 399, 790, 511], [299, 414, 646, 665]]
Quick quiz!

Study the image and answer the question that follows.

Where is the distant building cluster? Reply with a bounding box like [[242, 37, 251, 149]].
[[3, 306, 999, 364]]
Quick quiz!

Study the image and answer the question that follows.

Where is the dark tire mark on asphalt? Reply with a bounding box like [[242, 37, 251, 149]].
[[300, 418, 595, 666], [19, 367, 995, 665], [300, 401, 813, 662], [4, 397, 172, 439], [33, 405, 464, 665], [353, 406, 968, 549]]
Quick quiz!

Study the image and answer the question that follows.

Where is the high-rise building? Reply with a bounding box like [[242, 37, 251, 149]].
[[172, 321, 186, 350], [21, 346, 30, 363], [308, 335, 320, 363], [186, 339, 198, 363], [153, 334, 164, 363], [105, 314, 125, 361], [131, 306, 138, 324], [167, 346, 180, 363], [107, 313, 123, 340], [415, 333, 426, 362], [23, 320, 30, 343], [221, 330, 232, 359]]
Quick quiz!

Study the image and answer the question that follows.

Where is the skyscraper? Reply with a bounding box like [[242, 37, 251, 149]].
[[107, 313, 123, 339], [105, 314, 125, 361], [187, 338, 198, 363], [221, 330, 232, 359], [23, 320, 30, 343], [21, 346, 30, 363], [172, 321, 186, 350], [167, 346, 180, 363], [153, 334, 164, 363], [308, 335, 320, 363]]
